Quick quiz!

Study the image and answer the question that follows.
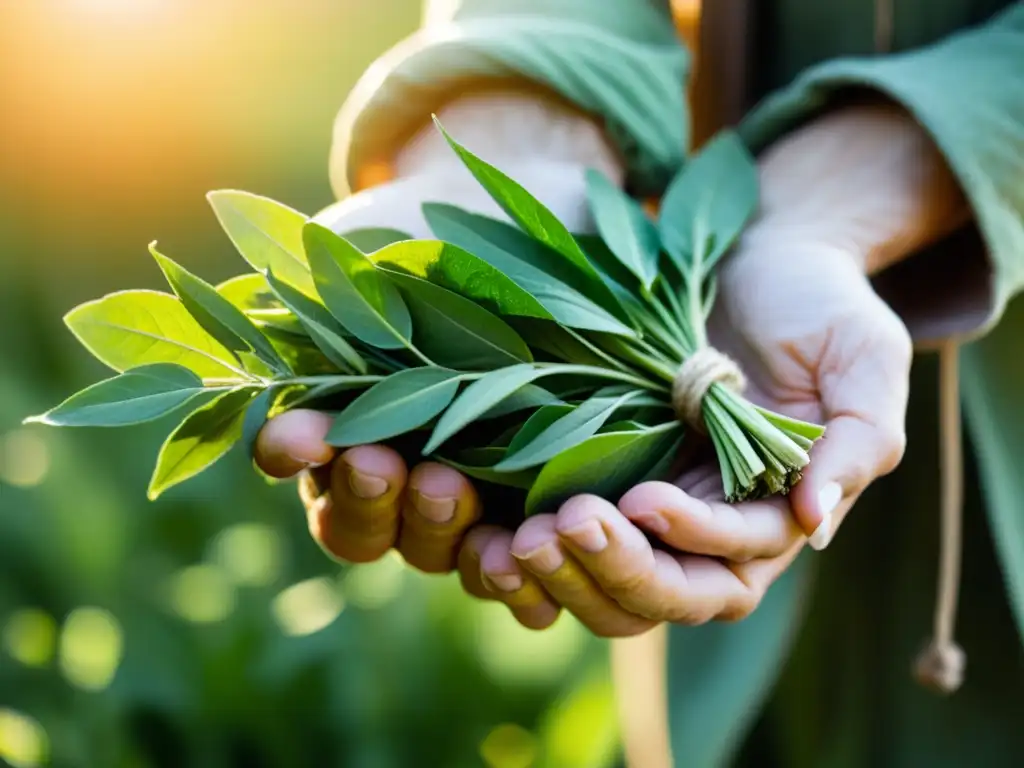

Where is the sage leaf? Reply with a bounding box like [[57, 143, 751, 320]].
[[303, 222, 413, 350], [217, 274, 304, 336], [585, 169, 661, 289], [371, 238, 551, 322], [342, 227, 412, 253], [435, 119, 628, 319], [438, 450, 538, 490], [27, 364, 209, 427], [265, 270, 367, 374], [327, 367, 464, 447], [497, 390, 644, 472], [659, 131, 758, 274], [424, 364, 581, 454], [525, 423, 682, 515], [206, 190, 315, 295], [502, 405, 575, 456], [423, 205, 635, 336], [477, 384, 562, 420], [64, 289, 246, 380], [382, 268, 532, 370], [148, 387, 258, 500], [241, 387, 275, 458], [151, 244, 291, 375]]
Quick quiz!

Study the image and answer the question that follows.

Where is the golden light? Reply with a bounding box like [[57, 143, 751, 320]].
[[168, 564, 236, 624], [59, 607, 124, 692], [0, 429, 51, 488], [0, 710, 49, 768], [272, 577, 345, 637], [209, 523, 283, 588], [2, 609, 57, 668], [479, 723, 538, 768]]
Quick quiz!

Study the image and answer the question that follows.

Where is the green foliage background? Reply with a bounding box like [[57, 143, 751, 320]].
[[0, 2, 618, 766]]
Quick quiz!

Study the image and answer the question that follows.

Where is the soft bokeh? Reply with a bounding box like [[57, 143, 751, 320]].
[[0, 2, 618, 766]]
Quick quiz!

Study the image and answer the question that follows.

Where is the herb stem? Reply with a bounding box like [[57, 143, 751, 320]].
[[536, 363, 669, 394]]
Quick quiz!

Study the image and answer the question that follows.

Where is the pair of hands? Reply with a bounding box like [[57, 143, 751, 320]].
[[254, 104, 917, 637]]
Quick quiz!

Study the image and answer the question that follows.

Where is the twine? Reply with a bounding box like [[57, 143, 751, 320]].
[[671, 347, 747, 431]]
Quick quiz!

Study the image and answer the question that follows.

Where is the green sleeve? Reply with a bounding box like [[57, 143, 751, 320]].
[[741, 3, 1024, 335], [331, 0, 687, 196]]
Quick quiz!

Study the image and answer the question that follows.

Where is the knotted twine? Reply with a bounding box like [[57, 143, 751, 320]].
[[670, 346, 747, 430]]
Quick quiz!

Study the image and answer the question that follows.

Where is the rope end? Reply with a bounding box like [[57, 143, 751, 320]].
[[912, 640, 965, 695]]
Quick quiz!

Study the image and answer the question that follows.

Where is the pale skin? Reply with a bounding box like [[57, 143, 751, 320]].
[[254, 90, 968, 636]]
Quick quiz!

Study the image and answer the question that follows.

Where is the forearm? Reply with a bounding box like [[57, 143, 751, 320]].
[[747, 102, 970, 275]]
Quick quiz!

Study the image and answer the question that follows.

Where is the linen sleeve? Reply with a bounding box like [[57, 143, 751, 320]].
[[329, 0, 688, 198], [740, 3, 1024, 340]]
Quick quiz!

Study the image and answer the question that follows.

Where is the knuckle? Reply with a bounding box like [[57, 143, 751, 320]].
[[876, 423, 908, 475]]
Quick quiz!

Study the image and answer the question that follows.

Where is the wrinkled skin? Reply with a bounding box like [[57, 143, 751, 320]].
[[256, 105, 921, 635]]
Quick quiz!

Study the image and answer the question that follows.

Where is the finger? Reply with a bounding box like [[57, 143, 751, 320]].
[[457, 526, 507, 600], [254, 410, 336, 479], [397, 462, 482, 574], [554, 494, 772, 623], [479, 531, 561, 630], [512, 514, 654, 638], [791, 303, 912, 549], [618, 481, 800, 561], [312, 445, 407, 563]]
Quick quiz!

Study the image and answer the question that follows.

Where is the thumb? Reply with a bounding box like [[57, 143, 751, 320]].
[[254, 409, 337, 479], [789, 299, 913, 549]]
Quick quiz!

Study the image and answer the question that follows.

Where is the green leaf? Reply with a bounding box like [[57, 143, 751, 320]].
[[303, 222, 413, 350], [217, 274, 305, 337], [64, 289, 246, 379], [425, 364, 584, 453], [206, 190, 315, 295], [326, 368, 464, 447], [659, 130, 759, 274], [216, 273, 279, 311], [477, 384, 563, 420], [438, 449, 539, 490], [423, 205, 635, 336], [584, 169, 662, 289], [341, 227, 412, 253], [434, 119, 628, 319], [370, 237, 552, 323], [148, 387, 258, 499], [151, 244, 291, 375], [241, 387, 275, 458], [502, 404, 575, 455], [497, 390, 643, 472], [525, 423, 682, 515], [26, 363, 209, 427], [382, 268, 532, 370], [265, 270, 368, 374]]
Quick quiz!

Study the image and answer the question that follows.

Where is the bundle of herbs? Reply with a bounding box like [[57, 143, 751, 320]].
[[28, 120, 825, 514]]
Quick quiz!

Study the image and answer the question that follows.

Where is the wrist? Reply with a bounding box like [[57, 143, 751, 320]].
[[392, 89, 625, 186], [750, 102, 968, 275]]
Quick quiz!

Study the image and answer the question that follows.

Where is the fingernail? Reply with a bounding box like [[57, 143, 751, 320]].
[[561, 519, 608, 553], [411, 491, 456, 524], [348, 469, 388, 500], [515, 542, 564, 576], [631, 509, 670, 536], [809, 482, 843, 551], [287, 453, 330, 471], [483, 572, 523, 593]]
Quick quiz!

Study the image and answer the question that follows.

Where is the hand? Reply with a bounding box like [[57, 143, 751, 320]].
[[457, 230, 912, 635], [460, 104, 953, 636], [254, 90, 625, 574]]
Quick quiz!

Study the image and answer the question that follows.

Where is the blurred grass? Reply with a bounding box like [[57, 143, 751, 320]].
[[0, 2, 619, 766]]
